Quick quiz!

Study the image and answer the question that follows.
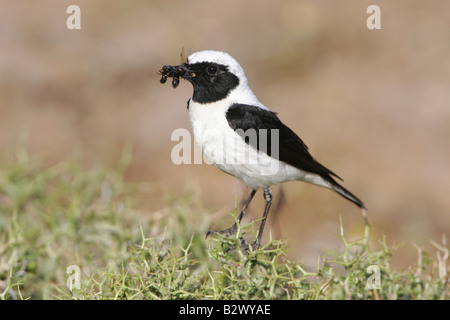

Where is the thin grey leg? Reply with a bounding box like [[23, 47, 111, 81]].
[[206, 189, 257, 238], [253, 186, 272, 248]]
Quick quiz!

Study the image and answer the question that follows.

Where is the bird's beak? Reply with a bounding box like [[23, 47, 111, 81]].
[[179, 64, 197, 80]]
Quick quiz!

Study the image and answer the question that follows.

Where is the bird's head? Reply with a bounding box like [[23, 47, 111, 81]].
[[159, 50, 252, 104]]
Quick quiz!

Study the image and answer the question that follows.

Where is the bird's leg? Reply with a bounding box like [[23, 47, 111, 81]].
[[206, 189, 257, 238], [252, 187, 273, 249]]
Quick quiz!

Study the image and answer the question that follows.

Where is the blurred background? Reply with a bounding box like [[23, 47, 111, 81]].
[[1, 0, 449, 268]]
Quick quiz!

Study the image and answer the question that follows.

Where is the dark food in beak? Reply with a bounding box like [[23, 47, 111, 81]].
[[158, 64, 193, 89]]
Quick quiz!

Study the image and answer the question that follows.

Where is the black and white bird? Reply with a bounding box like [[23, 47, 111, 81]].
[[159, 50, 366, 248]]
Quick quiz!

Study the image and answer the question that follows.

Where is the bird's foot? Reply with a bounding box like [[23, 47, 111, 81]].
[[205, 223, 238, 239], [206, 223, 248, 251], [206, 224, 263, 252], [223, 238, 262, 253]]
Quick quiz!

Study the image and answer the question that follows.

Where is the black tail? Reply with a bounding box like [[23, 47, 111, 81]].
[[329, 179, 366, 209]]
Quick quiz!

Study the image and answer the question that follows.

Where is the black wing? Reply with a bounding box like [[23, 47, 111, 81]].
[[226, 103, 342, 183], [226, 103, 365, 209]]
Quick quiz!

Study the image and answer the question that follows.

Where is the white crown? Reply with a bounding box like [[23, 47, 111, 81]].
[[187, 50, 246, 82]]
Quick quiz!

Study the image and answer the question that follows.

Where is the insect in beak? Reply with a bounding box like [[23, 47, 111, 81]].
[[171, 77, 180, 88], [158, 64, 195, 89]]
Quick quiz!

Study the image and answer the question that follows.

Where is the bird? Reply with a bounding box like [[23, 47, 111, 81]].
[[159, 50, 366, 249]]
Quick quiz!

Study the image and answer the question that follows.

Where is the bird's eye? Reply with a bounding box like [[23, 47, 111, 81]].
[[207, 65, 218, 75]]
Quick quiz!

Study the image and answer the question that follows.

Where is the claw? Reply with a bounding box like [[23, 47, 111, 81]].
[[205, 230, 213, 239]]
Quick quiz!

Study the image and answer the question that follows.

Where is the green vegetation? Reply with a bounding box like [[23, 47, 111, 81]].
[[0, 150, 448, 300]]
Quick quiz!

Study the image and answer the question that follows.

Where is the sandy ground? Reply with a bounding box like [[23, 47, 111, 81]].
[[1, 0, 449, 268]]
